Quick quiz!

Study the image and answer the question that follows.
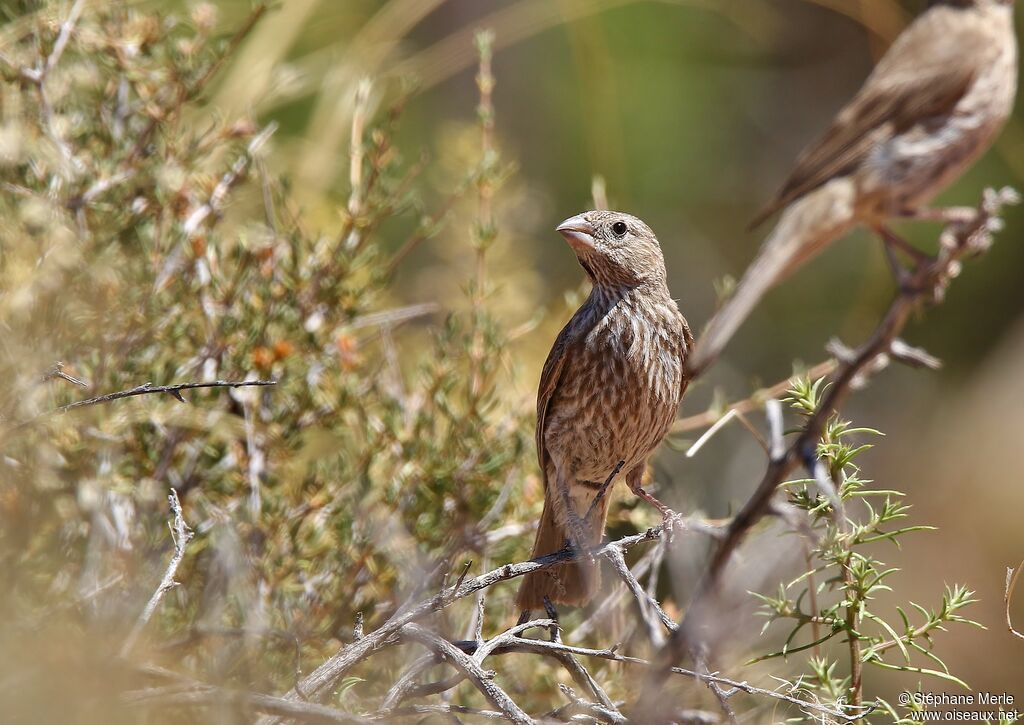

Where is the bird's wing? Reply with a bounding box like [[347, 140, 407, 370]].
[[750, 14, 995, 229], [535, 308, 598, 482]]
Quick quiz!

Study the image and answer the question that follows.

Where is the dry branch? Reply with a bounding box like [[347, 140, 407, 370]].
[[121, 489, 194, 657], [400, 623, 534, 724], [1005, 559, 1024, 641], [6, 379, 277, 437]]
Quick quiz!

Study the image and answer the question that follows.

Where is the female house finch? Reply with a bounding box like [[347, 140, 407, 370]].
[[516, 211, 693, 610], [687, 0, 1018, 376]]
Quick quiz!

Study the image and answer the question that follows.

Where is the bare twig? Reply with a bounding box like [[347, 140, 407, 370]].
[[591, 174, 609, 211], [348, 303, 440, 330], [540, 601, 623, 722], [343, 78, 373, 251], [400, 623, 534, 725], [46, 0, 85, 73], [58, 379, 273, 414], [380, 654, 439, 711], [603, 544, 675, 648], [7, 379, 276, 436], [1005, 560, 1024, 641], [449, 631, 873, 722], [43, 361, 88, 388], [182, 123, 277, 238], [120, 489, 194, 657]]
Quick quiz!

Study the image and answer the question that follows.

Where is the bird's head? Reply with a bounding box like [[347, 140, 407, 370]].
[[556, 210, 667, 288]]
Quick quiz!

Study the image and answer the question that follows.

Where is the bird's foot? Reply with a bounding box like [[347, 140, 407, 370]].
[[628, 481, 685, 538], [564, 512, 595, 564]]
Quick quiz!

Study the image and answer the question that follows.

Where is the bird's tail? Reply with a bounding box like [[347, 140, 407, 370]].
[[516, 485, 609, 611], [686, 181, 859, 377]]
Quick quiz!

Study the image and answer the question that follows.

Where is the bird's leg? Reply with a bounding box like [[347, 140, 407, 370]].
[[626, 465, 676, 528], [554, 469, 593, 562], [877, 225, 930, 264], [874, 225, 931, 289], [878, 228, 911, 286]]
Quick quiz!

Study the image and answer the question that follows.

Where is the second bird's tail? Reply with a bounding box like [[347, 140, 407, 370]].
[[686, 181, 859, 377]]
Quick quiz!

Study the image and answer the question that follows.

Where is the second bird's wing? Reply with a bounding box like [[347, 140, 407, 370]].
[[750, 9, 994, 229]]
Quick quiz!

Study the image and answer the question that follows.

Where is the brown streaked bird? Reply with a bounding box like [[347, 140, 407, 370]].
[[516, 211, 693, 611], [687, 0, 1018, 377]]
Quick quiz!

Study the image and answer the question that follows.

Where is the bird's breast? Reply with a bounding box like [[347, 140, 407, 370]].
[[543, 291, 687, 479]]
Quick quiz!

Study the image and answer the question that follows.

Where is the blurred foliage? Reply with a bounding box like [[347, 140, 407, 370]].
[[1, 1, 1023, 723], [0, 0, 538, 714]]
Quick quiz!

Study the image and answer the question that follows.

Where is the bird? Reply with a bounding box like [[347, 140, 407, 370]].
[[686, 0, 1018, 377], [515, 210, 693, 611]]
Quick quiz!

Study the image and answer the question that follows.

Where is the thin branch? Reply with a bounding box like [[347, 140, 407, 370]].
[[603, 544, 675, 648], [1005, 560, 1024, 641], [59, 379, 274, 413], [182, 123, 277, 238], [120, 489, 194, 657], [673, 360, 837, 435], [400, 623, 534, 725], [540, 601, 624, 722], [45, 0, 85, 73], [380, 654, 439, 711], [43, 361, 89, 388], [343, 78, 373, 251], [8, 380, 276, 436]]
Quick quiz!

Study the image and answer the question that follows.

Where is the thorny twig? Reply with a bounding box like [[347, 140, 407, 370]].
[[6, 379, 276, 437]]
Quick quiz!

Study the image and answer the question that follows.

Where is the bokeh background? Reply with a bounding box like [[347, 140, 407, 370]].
[[3, 0, 1024, 719]]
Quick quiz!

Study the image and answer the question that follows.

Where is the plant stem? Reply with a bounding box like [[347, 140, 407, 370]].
[[843, 555, 863, 706]]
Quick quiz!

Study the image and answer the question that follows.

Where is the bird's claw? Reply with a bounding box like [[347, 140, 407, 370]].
[[660, 508, 685, 542]]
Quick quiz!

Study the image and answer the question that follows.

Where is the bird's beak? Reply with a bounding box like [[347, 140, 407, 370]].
[[556, 214, 596, 253]]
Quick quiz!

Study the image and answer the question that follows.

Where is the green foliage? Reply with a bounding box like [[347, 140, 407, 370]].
[[751, 375, 986, 720]]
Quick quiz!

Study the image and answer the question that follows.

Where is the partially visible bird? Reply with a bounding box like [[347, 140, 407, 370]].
[[687, 0, 1018, 376], [516, 211, 693, 611]]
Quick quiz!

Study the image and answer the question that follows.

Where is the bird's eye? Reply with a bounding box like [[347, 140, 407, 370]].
[[611, 221, 628, 237]]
